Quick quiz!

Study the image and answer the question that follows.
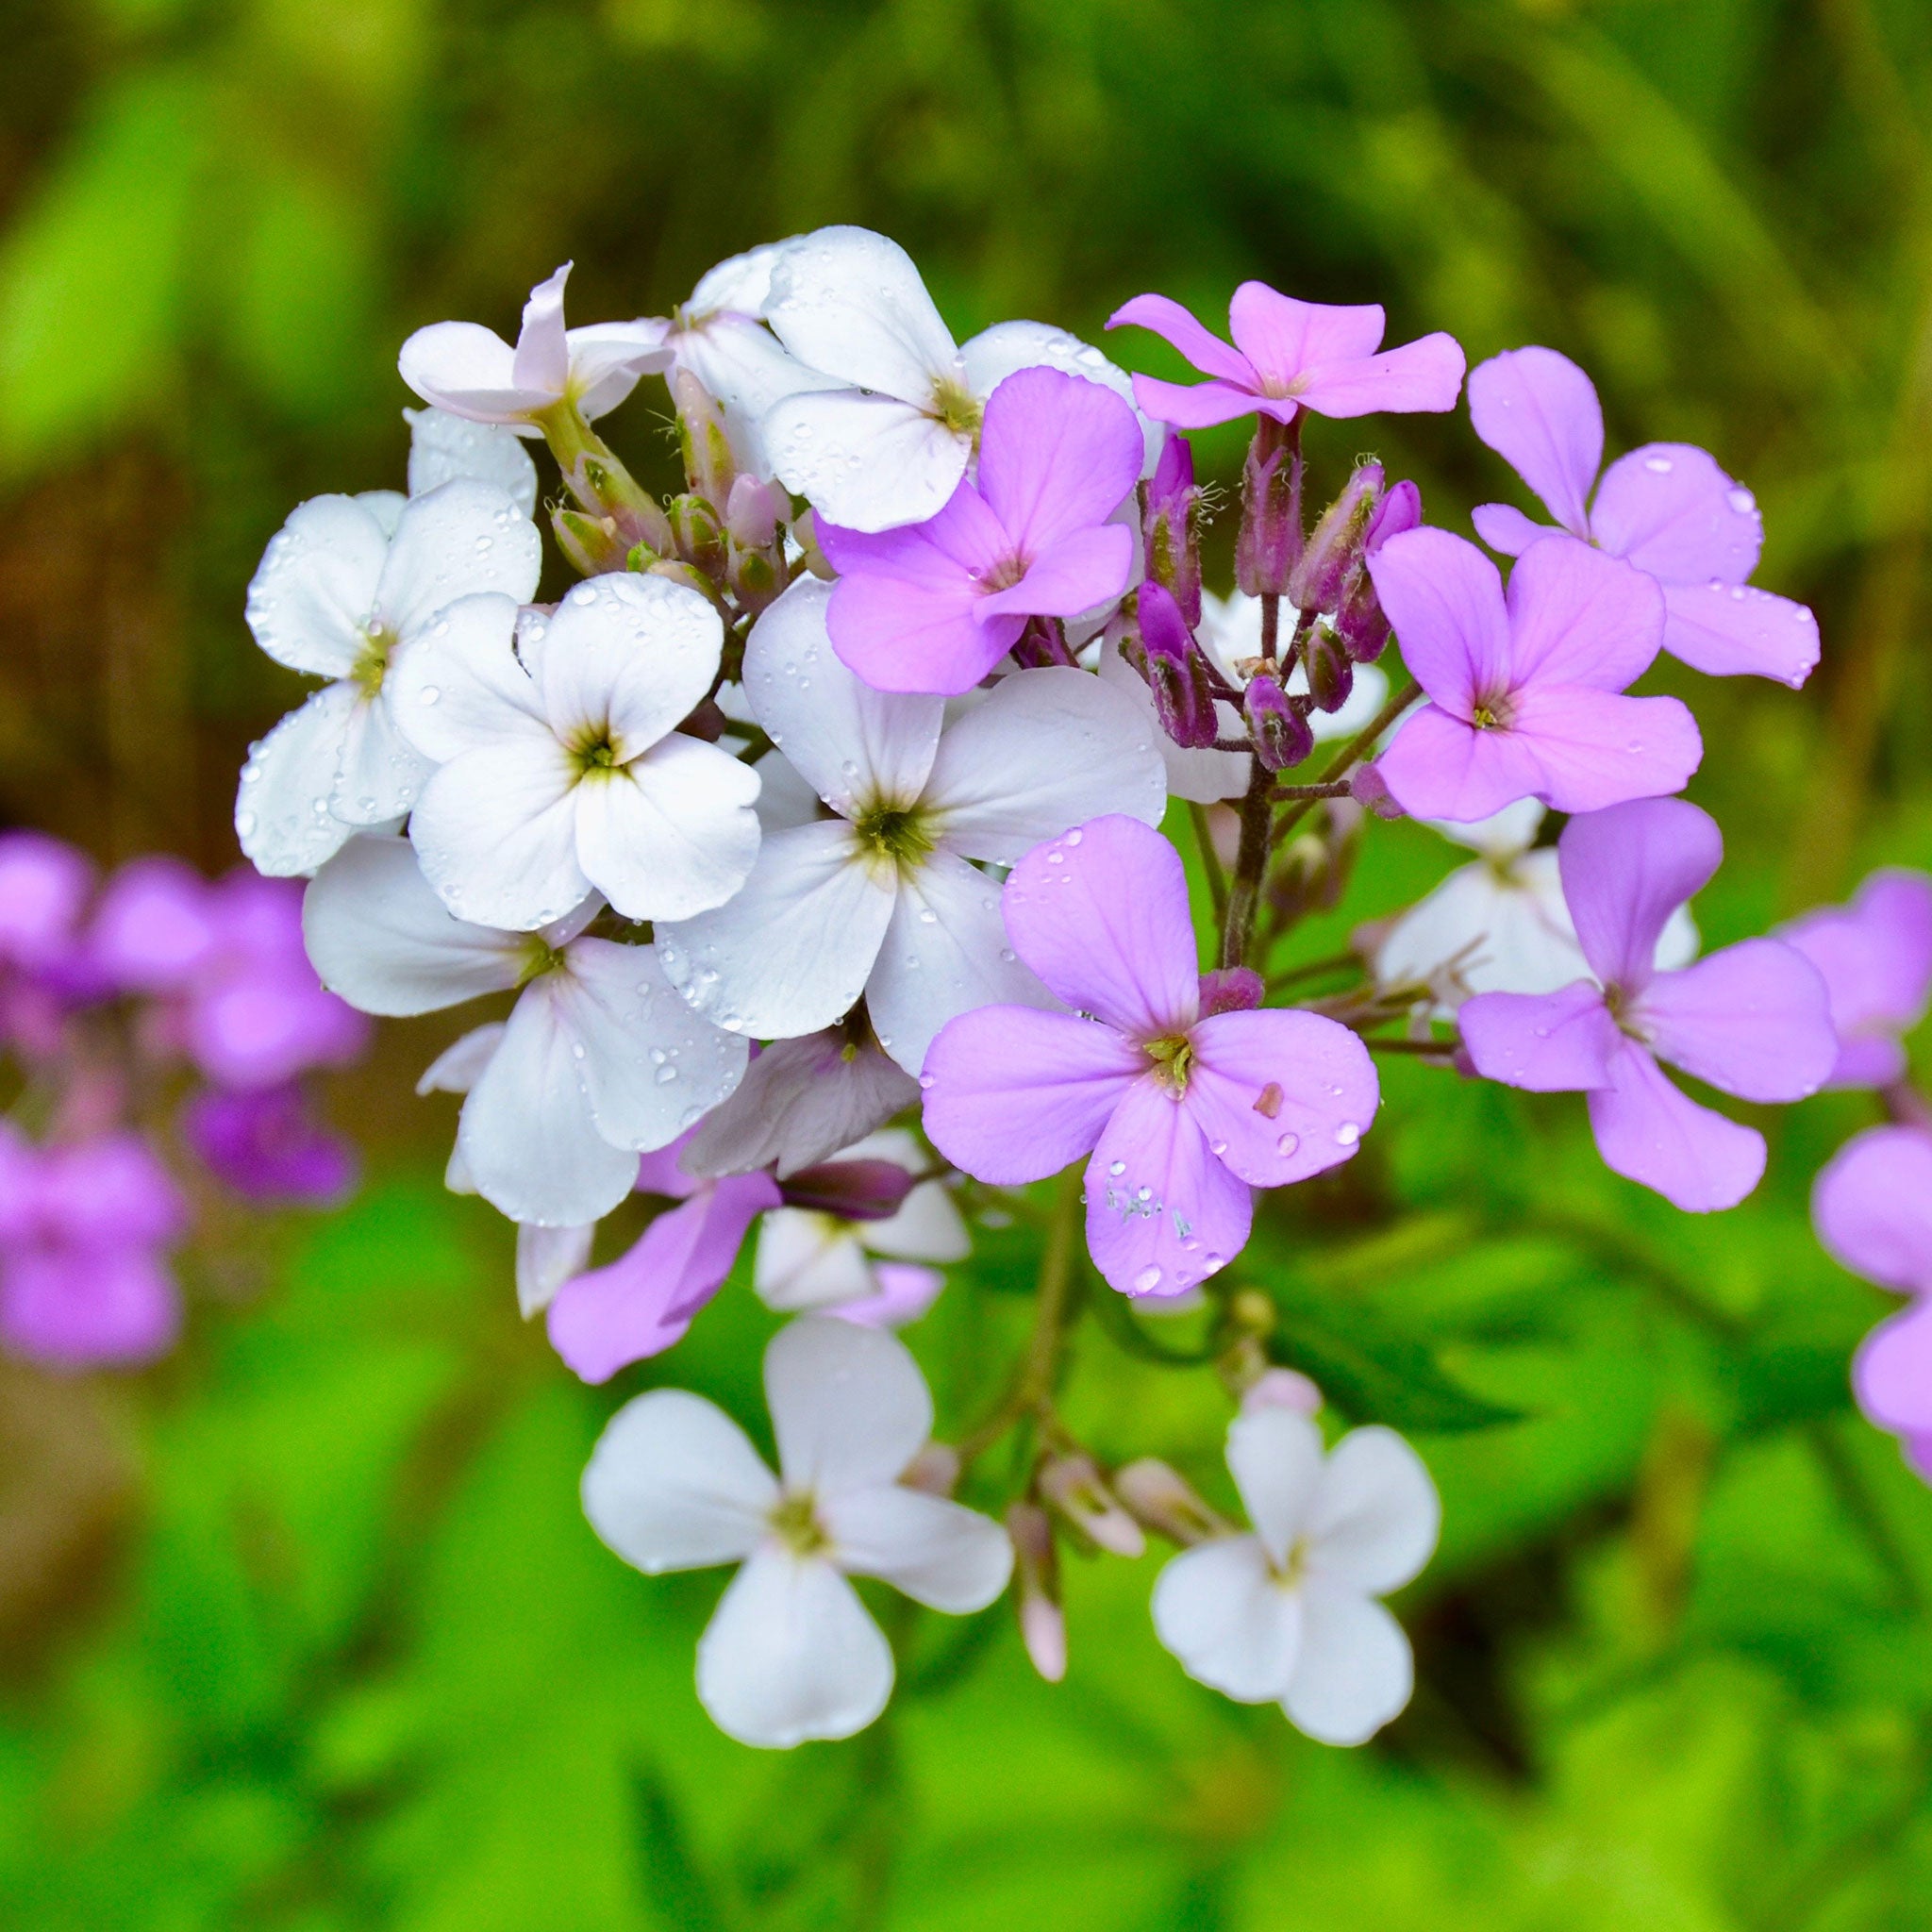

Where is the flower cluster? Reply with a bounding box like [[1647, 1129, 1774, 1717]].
[[0, 832, 366, 1369], [243, 229, 1840, 1749]]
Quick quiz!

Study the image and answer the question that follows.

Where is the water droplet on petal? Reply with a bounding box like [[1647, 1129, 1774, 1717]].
[[1275, 1131, 1300, 1157], [1108, 1159, 1126, 1175], [1132, 1264, 1163, 1293], [1643, 455, 1674, 475], [1334, 1122, 1359, 1146]]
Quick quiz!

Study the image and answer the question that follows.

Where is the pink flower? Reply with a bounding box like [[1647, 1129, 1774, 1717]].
[[817, 366, 1143, 695], [182, 1083, 358, 1206], [1106, 283, 1464, 430], [1779, 869, 1932, 1089], [1468, 346, 1819, 686], [1460, 798, 1837, 1212], [920, 815, 1378, 1297], [1366, 527, 1701, 822]]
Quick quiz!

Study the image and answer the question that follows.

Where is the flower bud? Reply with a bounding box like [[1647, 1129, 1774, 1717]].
[[1350, 762, 1407, 820], [668, 493, 725, 577], [779, 1156, 916, 1223], [1236, 419, 1304, 596], [904, 1441, 961, 1497], [560, 452, 675, 559], [1264, 800, 1363, 922], [1286, 462, 1382, 615], [1113, 1457, 1231, 1545], [1011, 613, 1077, 669], [1143, 431, 1204, 625], [1338, 478, 1422, 661], [1305, 624, 1354, 714], [1038, 1454, 1145, 1558], [726, 538, 782, 613], [1241, 1367, 1324, 1416], [1243, 672, 1314, 772], [672, 367, 738, 508], [1007, 1503, 1066, 1683], [1137, 583, 1219, 750], [724, 475, 786, 552], [1197, 966, 1263, 1016], [552, 505, 630, 577]]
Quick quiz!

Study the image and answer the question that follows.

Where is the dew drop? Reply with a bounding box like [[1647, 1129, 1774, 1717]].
[[419, 685, 441, 705], [1275, 1131, 1300, 1157], [656, 1065, 679, 1084], [1108, 1159, 1126, 1176], [1045, 850, 1065, 865], [1132, 1264, 1163, 1293], [1643, 455, 1674, 475], [1064, 827, 1083, 845], [1334, 1121, 1359, 1146], [1726, 486, 1757, 514]]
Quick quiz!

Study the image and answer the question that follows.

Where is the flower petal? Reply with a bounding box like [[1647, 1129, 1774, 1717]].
[[1782, 871, 1932, 1086], [0, 1247, 179, 1370], [1292, 334, 1466, 418], [1150, 1533, 1300, 1702], [405, 406, 539, 517], [1282, 1575, 1414, 1745], [765, 1314, 932, 1495], [515, 1220, 594, 1317], [961, 319, 1158, 472], [376, 479, 541, 638], [566, 321, 672, 419], [1365, 528, 1509, 717], [866, 849, 1055, 1074], [976, 366, 1145, 553], [1505, 685, 1702, 815], [976, 524, 1135, 622], [1589, 442, 1763, 585], [1374, 857, 1591, 1004], [1226, 1406, 1325, 1567], [1128, 375, 1269, 429], [582, 1387, 777, 1571], [765, 225, 957, 397], [924, 667, 1166, 866], [1470, 502, 1554, 557], [755, 1213, 878, 1312], [1095, 632, 1250, 803], [1558, 796, 1721, 991], [1638, 939, 1836, 1103], [509, 263, 571, 396], [1459, 981, 1622, 1091], [386, 591, 545, 763], [1001, 814, 1201, 1038], [1228, 284, 1384, 376], [575, 735, 761, 923], [234, 684, 360, 879], [1660, 580, 1821, 687], [1466, 347, 1603, 538], [696, 1550, 894, 1748], [397, 320, 549, 424], [328, 688, 430, 827], [920, 1006, 1141, 1185], [821, 1486, 1013, 1611], [1503, 534, 1666, 691], [1185, 1008, 1380, 1187], [1812, 1125, 1932, 1294], [302, 834, 525, 1015], [1585, 1039, 1766, 1212], [657, 821, 894, 1041], [1085, 1075, 1253, 1298], [1855, 1299, 1932, 1436], [743, 576, 943, 816], [1374, 703, 1553, 823], [765, 390, 968, 533], [1306, 1425, 1441, 1594], [866, 1177, 971, 1264], [1107, 293, 1258, 387], [245, 494, 388, 676]]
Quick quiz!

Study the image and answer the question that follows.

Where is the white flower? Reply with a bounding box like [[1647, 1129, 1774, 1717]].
[[758, 225, 1152, 532], [582, 1316, 1012, 1748], [397, 261, 669, 431], [235, 480, 541, 877], [389, 572, 761, 931], [1372, 800, 1697, 1011], [755, 1129, 967, 1323], [304, 836, 747, 1225], [680, 1025, 920, 1180], [1096, 589, 1391, 806], [656, 576, 1167, 1071], [404, 405, 538, 517], [1151, 1407, 1439, 1746]]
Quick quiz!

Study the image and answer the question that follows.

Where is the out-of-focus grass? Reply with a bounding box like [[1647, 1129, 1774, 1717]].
[[4, 2, 1932, 1926]]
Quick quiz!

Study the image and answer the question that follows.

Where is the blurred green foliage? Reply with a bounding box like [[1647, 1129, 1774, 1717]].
[[4, 0, 1932, 1925]]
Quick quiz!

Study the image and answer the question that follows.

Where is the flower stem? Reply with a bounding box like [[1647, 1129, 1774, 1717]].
[[1272, 674, 1420, 844], [1218, 753, 1277, 971], [1187, 801, 1228, 920]]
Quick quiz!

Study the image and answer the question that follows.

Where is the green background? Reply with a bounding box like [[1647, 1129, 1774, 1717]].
[[4, 0, 1932, 1924]]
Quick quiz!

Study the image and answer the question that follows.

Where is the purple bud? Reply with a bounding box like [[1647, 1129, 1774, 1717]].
[[724, 475, 784, 551], [1305, 624, 1355, 713], [1366, 477, 1423, 550], [1039, 1454, 1146, 1558], [1350, 762, 1407, 819], [1244, 672, 1314, 771], [1011, 614, 1077, 669], [1236, 420, 1303, 596], [1286, 462, 1382, 614], [1338, 479, 1422, 661], [1241, 1367, 1324, 1416], [1143, 431, 1203, 625], [1197, 966, 1263, 1015], [1007, 1503, 1066, 1683], [183, 1083, 358, 1206], [1137, 582, 1220, 750], [778, 1157, 916, 1223], [1112, 1457, 1232, 1545]]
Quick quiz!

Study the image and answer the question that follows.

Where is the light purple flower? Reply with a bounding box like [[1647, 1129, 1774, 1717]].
[[1460, 798, 1837, 1212], [1813, 1124, 1932, 1296], [1106, 283, 1464, 430], [1779, 870, 1932, 1089], [1367, 527, 1701, 822], [817, 366, 1142, 695], [920, 815, 1379, 1298], [0, 832, 93, 974], [182, 1083, 358, 1206], [1468, 346, 1820, 686]]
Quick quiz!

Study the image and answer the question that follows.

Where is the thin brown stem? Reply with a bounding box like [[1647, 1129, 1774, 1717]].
[[1187, 801, 1228, 920], [1218, 755, 1277, 971], [1272, 675, 1420, 844]]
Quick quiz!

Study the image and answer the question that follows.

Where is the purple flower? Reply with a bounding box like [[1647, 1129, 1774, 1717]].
[[1460, 798, 1837, 1212], [1106, 284, 1465, 430], [1468, 346, 1820, 687], [0, 1129, 188, 1371], [0, 831, 93, 974], [1366, 527, 1702, 822], [920, 815, 1379, 1298], [1779, 870, 1932, 1090], [182, 1082, 358, 1206], [817, 366, 1142, 695]]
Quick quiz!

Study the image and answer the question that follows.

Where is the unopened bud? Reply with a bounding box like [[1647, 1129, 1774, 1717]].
[[1338, 479, 1422, 661], [1350, 762, 1407, 820], [1264, 800, 1362, 922], [562, 453, 675, 558], [1007, 1503, 1066, 1682], [1197, 965, 1262, 1016], [1039, 1454, 1145, 1558], [726, 538, 781, 613], [672, 368, 739, 508], [643, 558, 720, 604], [1236, 419, 1304, 596], [779, 1156, 916, 1223], [552, 505, 629, 576], [1305, 624, 1354, 713], [1241, 1367, 1324, 1416], [668, 493, 725, 577], [724, 475, 786, 552], [1138, 582, 1219, 749], [1012, 613, 1077, 669], [1113, 1458, 1232, 1545], [1287, 462, 1382, 614], [1230, 1289, 1276, 1338], [1244, 673, 1314, 772], [1143, 431, 1204, 625], [904, 1441, 960, 1497]]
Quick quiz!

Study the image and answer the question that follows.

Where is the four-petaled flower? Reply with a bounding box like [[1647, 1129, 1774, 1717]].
[[1107, 282, 1465, 429], [1468, 346, 1820, 687], [582, 1315, 1012, 1748], [818, 366, 1145, 695], [1151, 1404, 1439, 1745], [1460, 798, 1837, 1211], [921, 814, 1379, 1298], [1366, 527, 1702, 823], [657, 577, 1166, 1073]]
